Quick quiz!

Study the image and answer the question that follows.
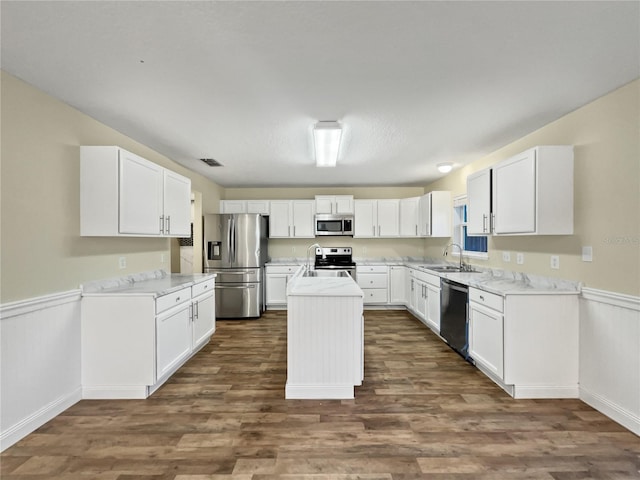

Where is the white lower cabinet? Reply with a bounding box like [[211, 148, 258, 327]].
[[82, 276, 216, 399], [389, 266, 408, 304], [266, 264, 299, 308], [156, 294, 192, 380], [469, 288, 504, 379], [191, 280, 216, 348], [425, 280, 441, 333], [468, 287, 579, 398], [356, 265, 389, 304]]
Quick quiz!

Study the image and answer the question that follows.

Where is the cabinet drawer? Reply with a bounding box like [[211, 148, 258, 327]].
[[362, 288, 388, 303], [357, 273, 388, 289], [156, 287, 191, 314], [357, 265, 388, 274], [469, 288, 503, 312], [192, 278, 215, 297], [266, 265, 300, 274]]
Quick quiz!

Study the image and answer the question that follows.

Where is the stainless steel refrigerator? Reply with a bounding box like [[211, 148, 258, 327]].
[[203, 214, 269, 318]]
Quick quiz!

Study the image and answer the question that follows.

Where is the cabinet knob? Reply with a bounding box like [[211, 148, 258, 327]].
[[480, 295, 485, 301]]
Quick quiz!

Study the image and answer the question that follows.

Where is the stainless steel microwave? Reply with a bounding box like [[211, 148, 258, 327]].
[[314, 214, 354, 236]]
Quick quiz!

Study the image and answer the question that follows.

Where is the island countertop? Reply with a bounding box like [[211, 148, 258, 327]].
[[286, 266, 364, 298]]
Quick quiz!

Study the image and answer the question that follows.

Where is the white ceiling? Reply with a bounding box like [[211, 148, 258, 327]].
[[2, 1, 638, 188]]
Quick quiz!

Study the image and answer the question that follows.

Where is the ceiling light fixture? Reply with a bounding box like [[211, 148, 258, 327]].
[[437, 162, 453, 173], [313, 121, 342, 167]]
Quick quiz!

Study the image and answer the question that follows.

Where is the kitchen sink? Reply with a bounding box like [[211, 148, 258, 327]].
[[303, 269, 349, 278], [423, 265, 479, 273]]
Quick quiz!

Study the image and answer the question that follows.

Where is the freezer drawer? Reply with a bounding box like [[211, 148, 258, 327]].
[[206, 269, 260, 284], [215, 283, 262, 318]]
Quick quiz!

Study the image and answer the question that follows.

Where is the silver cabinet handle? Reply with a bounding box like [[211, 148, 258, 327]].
[[160, 215, 164, 234], [482, 214, 487, 233], [189, 303, 194, 322], [378, 225, 381, 236], [491, 213, 496, 233], [166, 215, 171, 234], [415, 225, 418, 236], [372, 226, 375, 236], [480, 295, 485, 301], [293, 226, 296, 236]]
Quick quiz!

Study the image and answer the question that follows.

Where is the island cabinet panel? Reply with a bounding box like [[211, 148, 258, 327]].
[[286, 296, 364, 399]]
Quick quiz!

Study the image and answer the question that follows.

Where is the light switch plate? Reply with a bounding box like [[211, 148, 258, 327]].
[[550, 255, 560, 270], [516, 253, 524, 265], [502, 251, 511, 262], [582, 246, 593, 262], [119, 256, 127, 269], [160, 253, 166, 263]]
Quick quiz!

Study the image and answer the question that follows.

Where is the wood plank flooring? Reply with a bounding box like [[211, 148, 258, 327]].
[[2, 310, 639, 479]]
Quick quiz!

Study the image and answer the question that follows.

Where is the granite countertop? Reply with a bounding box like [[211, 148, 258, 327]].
[[265, 258, 306, 266], [81, 270, 216, 297], [287, 266, 364, 298]]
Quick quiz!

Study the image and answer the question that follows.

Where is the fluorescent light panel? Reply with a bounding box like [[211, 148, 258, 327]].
[[313, 121, 342, 167]]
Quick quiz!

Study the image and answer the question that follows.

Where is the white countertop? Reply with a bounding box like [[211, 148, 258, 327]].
[[287, 267, 364, 298], [268, 256, 581, 296], [81, 270, 216, 297]]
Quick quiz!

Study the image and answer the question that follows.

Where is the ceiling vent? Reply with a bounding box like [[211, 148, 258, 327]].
[[200, 158, 223, 167]]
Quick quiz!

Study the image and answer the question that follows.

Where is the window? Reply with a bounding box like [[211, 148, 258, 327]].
[[453, 195, 488, 258]]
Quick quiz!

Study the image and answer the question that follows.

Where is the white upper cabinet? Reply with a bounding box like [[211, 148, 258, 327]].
[[119, 150, 164, 235], [81, 146, 191, 237], [315, 195, 354, 214], [399, 197, 420, 237], [354, 200, 399, 238], [492, 146, 574, 235], [466, 169, 492, 236], [269, 200, 315, 238], [163, 170, 191, 237], [219, 200, 247, 214], [419, 191, 452, 237], [220, 200, 270, 215]]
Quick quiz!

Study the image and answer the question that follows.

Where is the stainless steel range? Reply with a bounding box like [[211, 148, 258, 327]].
[[314, 247, 356, 280]]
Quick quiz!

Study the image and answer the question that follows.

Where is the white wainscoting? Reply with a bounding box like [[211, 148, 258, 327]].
[[580, 288, 640, 436], [0, 290, 82, 451]]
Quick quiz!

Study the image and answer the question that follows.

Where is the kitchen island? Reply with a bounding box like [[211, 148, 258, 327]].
[[285, 267, 364, 399]]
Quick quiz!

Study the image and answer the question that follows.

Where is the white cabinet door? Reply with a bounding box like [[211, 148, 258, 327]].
[[119, 151, 164, 235], [354, 200, 377, 238], [426, 284, 441, 332], [156, 303, 192, 379], [315, 195, 354, 214], [469, 302, 504, 379], [163, 170, 191, 237], [266, 273, 289, 305], [399, 198, 419, 237], [389, 266, 408, 304], [220, 200, 247, 214], [377, 199, 400, 237], [315, 196, 335, 214], [467, 169, 492, 235], [246, 200, 270, 215], [269, 201, 292, 238], [415, 280, 428, 321], [418, 194, 431, 236], [192, 290, 215, 348], [492, 150, 536, 234], [291, 200, 315, 238]]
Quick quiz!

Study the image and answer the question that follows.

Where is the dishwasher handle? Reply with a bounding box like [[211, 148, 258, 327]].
[[441, 279, 468, 293]]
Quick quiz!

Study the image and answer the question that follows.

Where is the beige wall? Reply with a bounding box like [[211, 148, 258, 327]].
[[423, 79, 640, 296], [0, 72, 224, 302], [224, 187, 426, 260]]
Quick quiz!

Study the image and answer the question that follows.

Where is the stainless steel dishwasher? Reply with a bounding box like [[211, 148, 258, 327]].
[[440, 278, 471, 360]]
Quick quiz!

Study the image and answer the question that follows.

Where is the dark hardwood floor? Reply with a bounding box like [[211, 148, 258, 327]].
[[2, 310, 639, 479]]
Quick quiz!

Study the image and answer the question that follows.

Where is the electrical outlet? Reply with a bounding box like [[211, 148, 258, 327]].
[[582, 246, 593, 262], [292, 247, 296, 255], [160, 253, 166, 263], [550, 255, 560, 270], [118, 256, 127, 269], [502, 251, 511, 262], [516, 253, 524, 265]]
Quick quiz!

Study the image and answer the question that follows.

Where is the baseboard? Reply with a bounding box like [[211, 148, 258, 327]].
[[285, 384, 354, 400], [82, 385, 148, 399], [513, 385, 579, 399], [580, 387, 640, 437], [1, 387, 82, 452]]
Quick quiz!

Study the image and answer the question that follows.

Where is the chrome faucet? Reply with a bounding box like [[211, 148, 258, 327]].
[[443, 243, 465, 271], [307, 243, 323, 270]]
